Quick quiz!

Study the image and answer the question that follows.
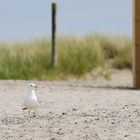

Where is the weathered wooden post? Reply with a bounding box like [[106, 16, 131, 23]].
[[133, 0, 140, 88], [51, 2, 57, 67]]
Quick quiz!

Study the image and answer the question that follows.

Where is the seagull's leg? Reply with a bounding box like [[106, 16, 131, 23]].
[[23, 110, 25, 117], [23, 110, 26, 117], [28, 110, 31, 117], [33, 110, 36, 117]]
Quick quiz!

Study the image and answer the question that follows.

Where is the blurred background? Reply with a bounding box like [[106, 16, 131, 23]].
[[0, 0, 132, 80]]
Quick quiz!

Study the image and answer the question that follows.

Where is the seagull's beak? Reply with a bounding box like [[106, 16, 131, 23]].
[[34, 85, 38, 89]]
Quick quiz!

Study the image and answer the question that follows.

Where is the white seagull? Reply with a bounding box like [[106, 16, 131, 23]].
[[23, 83, 39, 117]]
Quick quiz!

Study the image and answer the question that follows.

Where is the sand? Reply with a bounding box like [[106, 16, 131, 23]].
[[0, 69, 140, 140]]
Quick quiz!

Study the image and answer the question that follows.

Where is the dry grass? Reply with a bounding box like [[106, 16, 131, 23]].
[[0, 34, 132, 80]]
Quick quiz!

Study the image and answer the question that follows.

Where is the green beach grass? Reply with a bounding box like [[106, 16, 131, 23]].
[[0, 33, 132, 80]]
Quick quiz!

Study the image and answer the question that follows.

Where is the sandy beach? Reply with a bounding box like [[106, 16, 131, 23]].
[[0, 69, 140, 140]]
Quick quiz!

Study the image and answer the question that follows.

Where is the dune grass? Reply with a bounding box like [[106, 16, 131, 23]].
[[0, 34, 132, 80]]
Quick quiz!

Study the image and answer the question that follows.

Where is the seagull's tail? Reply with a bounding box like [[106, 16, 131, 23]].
[[22, 107, 27, 110]]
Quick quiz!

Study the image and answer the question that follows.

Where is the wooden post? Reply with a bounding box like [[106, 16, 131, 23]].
[[133, 0, 140, 88], [51, 2, 57, 67]]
